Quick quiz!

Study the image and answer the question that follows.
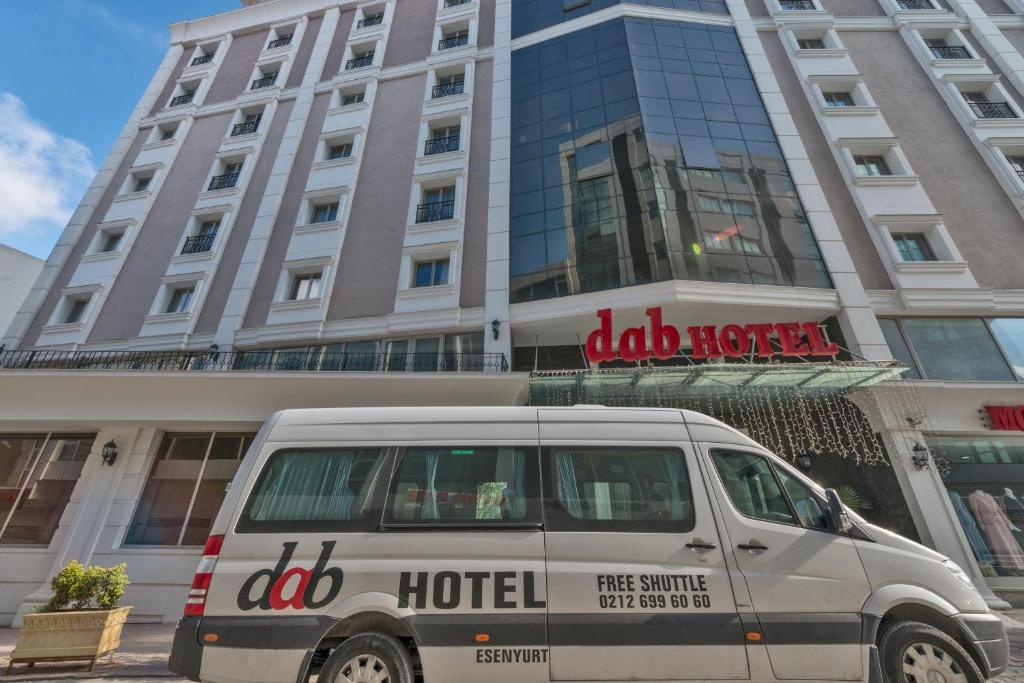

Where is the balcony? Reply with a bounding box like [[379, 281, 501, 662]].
[[0, 349, 510, 374], [191, 54, 213, 67], [438, 34, 470, 51], [169, 92, 195, 108], [357, 15, 384, 29], [208, 172, 240, 191], [251, 73, 278, 90], [432, 81, 465, 99], [930, 45, 971, 60], [231, 119, 261, 136], [897, 0, 933, 8], [181, 233, 217, 255], [444, 0, 472, 6], [424, 135, 461, 156], [268, 35, 293, 49], [346, 55, 375, 70], [779, 0, 816, 9], [416, 200, 456, 223], [967, 101, 1016, 119]]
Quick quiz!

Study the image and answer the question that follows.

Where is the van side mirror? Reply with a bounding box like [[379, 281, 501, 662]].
[[825, 488, 852, 534]]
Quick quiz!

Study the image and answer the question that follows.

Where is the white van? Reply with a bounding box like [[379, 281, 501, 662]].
[[169, 407, 1008, 683]]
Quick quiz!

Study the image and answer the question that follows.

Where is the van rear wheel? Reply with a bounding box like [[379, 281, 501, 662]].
[[879, 621, 984, 683], [319, 633, 414, 683]]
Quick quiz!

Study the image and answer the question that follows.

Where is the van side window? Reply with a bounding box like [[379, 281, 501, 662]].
[[544, 447, 695, 533], [710, 450, 797, 525], [384, 447, 540, 526], [775, 466, 829, 530], [237, 448, 389, 533]]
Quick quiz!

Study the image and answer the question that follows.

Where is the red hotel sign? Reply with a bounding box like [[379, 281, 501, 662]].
[[984, 405, 1024, 431], [585, 307, 840, 363]]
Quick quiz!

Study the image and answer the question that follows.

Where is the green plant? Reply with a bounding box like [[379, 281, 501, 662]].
[[36, 562, 128, 613], [836, 484, 874, 511]]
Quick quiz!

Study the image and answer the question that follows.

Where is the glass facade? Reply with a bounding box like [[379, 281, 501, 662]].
[[881, 318, 1022, 382], [509, 19, 831, 303], [512, 0, 728, 39]]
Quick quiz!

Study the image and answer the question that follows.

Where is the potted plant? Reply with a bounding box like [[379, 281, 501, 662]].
[[5, 561, 131, 675]]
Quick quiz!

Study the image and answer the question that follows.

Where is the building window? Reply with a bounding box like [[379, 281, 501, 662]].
[[878, 319, 922, 380], [854, 155, 892, 176], [290, 272, 323, 300], [126, 433, 256, 546], [97, 230, 124, 254], [425, 124, 461, 155], [182, 219, 220, 255], [165, 286, 195, 314], [311, 202, 340, 224], [433, 72, 465, 99], [416, 186, 456, 222], [63, 297, 90, 324], [990, 319, 1024, 381], [1008, 156, 1024, 184], [251, 68, 279, 90], [209, 161, 243, 191], [346, 49, 375, 70], [414, 258, 450, 287], [232, 112, 262, 137], [438, 29, 470, 51], [895, 318, 1015, 381], [823, 92, 855, 107], [797, 38, 826, 49], [341, 90, 365, 106], [0, 434, 95, 545], [892, 233, 936, 262], [357, 11, 385, 29], [962, 91, 1016, 119], [329, 143, 353, 160], [131, 174, 153, 193], [157, 122, 179, 141]]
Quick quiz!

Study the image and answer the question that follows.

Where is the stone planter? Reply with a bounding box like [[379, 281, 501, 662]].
[[4, 606, 132, 675]]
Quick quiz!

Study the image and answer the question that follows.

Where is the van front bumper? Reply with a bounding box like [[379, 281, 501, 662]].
[[169, 616, 203, 682], [957, 613, 1009, 678]]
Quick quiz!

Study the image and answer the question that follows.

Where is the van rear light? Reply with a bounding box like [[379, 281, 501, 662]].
[[184, 534, 223, 617]]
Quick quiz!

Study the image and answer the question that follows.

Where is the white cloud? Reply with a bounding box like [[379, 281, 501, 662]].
[[0, 93, 96, 244]]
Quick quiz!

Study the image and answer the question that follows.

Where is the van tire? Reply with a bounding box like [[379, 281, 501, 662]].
[[878, 620, 984, 683], [319, 632, 415, 683]]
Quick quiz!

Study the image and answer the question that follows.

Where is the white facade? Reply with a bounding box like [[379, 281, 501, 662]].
[[0, 246, 43, 343]]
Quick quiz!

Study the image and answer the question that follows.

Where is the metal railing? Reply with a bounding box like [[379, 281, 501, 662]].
[[424, 135, 461, 155], [438, 34, 469, 50], [231, 119, 261, 136], [181, 233, 217, 255], [267, 35, 293, 49], [208, 172, 240, 191], [930, 46, 971, 59], [251, 73, 278, 90], [169, 92, 195, 107], [416, 200, 456, 223], [897, 0, 933, 8], [444, 0, 472, 6], [346, 55, 375, 70], [967, 101, 1017, 119], [191, 54, 213, 67], [779, 0, 816, 9], [357, 15, 384, 28], [0, 349, 509, 374], [432, 81, 465, 99]]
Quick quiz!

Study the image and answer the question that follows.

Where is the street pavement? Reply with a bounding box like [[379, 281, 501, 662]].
[[0, 612, 1023, 681]]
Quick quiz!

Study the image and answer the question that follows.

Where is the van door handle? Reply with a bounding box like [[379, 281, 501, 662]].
[[737, 542, 769, 552], [686, 540, 717, 551]]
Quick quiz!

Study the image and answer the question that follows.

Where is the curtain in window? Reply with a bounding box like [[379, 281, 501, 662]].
[[658, 453, 686, 519], [251, 451, 356, 521], [500, 448, 527, 519], [422, 450, 441, 520], [555, 451, 582, 518]]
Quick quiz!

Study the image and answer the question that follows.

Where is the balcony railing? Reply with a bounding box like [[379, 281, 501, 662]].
[[191, 54, 213, 67], [267, 35, 293, 49], [0, 349, 509, 374], [416, 200, 456, 223], [357, 15, 384, 29], [779, 0, 816, 9], [432, 81, 465, 98], [346, 55, 375, 70], [169, 92, 195, 107], [897, 0, 933, 8], [208, 172, 240, 191], [251, 73, 278, 90], [967, 101, 1017, 119], [231, 119, 261, 136], [444, 0, 472, 6], [424, 135, 461, 156], [438, 34, 469, 50], [181, 233, 217, 255], [930, 45, 971, 60]]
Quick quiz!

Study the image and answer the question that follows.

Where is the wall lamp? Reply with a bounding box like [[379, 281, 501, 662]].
[[101, 440, 118, 467], [491, 319, 501, 340]]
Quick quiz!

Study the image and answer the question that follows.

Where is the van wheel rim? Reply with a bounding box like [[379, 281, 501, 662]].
[[338, 654, 390, 683], [901, 642, 968, 683]]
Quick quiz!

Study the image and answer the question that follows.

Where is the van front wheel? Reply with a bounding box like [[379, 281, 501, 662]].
[[319, 633, 415, 683], [879, 621, 984, 683]]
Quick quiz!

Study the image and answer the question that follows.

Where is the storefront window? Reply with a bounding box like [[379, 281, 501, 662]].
[[126, 432, 255, 546], [0, 434, 95, 545], [991, 318, 1024, 381], [932, 435, 1024, 581], [900, 318, 1014, 381]]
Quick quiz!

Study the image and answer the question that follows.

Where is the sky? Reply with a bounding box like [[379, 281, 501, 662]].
[[0, 0, 239, 259]]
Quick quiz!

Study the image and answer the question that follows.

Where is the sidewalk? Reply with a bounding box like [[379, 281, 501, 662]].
[[0, 613, 1021, 681]]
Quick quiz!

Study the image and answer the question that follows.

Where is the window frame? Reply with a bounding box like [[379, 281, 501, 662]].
[[235, 446, 395, 534], [381, 445, 543, 531], [542, 445, 697, 534]]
